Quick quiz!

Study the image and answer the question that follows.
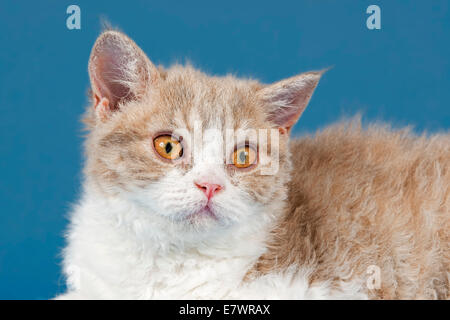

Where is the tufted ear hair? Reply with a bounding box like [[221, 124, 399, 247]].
[[88, 30, 159, 117], [257, 70, 324, 132]]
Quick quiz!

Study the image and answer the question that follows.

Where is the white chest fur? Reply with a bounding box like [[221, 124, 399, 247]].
[[60, 193, 365, 300]]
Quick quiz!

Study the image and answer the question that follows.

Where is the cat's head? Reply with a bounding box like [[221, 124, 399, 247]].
[[83, 31, 322, 239]]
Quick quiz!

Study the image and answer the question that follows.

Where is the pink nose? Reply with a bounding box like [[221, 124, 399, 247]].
[[195, 182, 223, 200]]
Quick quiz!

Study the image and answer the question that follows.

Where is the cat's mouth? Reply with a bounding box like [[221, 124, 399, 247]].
[[186, 205, 218, 221]]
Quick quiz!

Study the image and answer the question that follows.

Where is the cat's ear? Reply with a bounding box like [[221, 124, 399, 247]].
[[88, 30, 159, 119], [257, 70, 324, 132]]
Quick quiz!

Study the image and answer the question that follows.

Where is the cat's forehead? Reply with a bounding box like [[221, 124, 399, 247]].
[[155, 66, 266, 131]]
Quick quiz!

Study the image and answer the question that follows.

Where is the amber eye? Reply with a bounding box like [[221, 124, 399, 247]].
[[153, 135, 183, 160], [232, 145, 257, 169]]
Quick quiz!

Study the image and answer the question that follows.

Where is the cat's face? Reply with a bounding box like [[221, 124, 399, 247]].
[[84, 31, 321, 237]]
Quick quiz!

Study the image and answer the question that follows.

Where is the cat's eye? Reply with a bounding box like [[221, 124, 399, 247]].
[[153, 135, 183, 160], [232, 145, 257, 169]]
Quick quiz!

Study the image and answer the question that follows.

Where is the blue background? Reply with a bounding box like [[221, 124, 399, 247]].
[[0, 0, 448, 299]]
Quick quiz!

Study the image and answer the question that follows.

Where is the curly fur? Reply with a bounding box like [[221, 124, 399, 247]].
[[250, 120, 450, 299]]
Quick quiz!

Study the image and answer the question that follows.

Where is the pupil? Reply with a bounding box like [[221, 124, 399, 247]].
[[165, 142, 173, 154], [239, 151, 247, 163]]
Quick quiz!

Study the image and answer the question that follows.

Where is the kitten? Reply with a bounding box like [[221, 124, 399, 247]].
[[58, 31, 449, 299]]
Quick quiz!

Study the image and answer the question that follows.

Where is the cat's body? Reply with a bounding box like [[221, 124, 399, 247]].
[[58, 31, 449, 299], [253, 123, 450, 299]]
